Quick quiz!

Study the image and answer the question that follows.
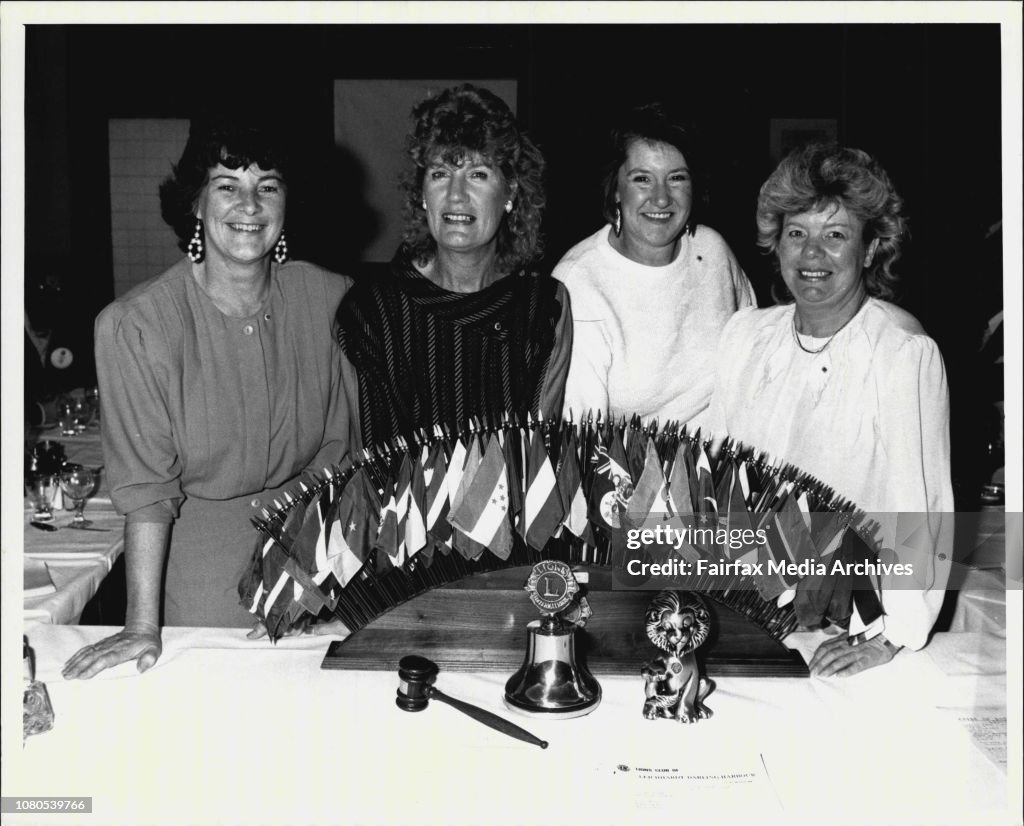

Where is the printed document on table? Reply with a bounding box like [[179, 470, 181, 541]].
[[599, 750, 782, 816]]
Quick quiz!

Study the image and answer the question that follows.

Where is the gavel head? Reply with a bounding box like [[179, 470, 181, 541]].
[[396, 654, 440, 712]]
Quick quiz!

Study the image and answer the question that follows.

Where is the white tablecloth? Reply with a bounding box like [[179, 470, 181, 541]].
[[22, 431, 124, 625], [6, 623, 1012, 826]]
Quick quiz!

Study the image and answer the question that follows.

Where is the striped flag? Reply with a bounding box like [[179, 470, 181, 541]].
[[242, 534, 275, 617], [555, 427, 589, 540], [442, 438, 468, 552], [523, 429, 564, 550], [449, 436, 488, 560], [246, 533, 295, 640], [625, 437, 667, 526], [422, 441, 451, 552], [404, 450, 428, 560], [448, 436, 482, 517], [392, 455, 414, 564], [449, 434, 513, 559], [663, 440, 700, 563]]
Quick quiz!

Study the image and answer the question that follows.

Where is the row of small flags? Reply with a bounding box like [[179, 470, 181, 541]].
[[240, 414, 884, 641]]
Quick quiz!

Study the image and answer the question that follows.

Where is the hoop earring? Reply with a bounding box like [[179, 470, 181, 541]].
[[187, 218, 204, 263], [613, 206, 622, 237], [274, 230, 288, 264]]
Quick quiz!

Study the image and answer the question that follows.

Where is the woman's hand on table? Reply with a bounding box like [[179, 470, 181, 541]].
[[809, 633, 898, 678], [61, 622, 162, 679]]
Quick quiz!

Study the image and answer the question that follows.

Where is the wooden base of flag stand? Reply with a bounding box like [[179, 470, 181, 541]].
[[321, 567, 808, 677]]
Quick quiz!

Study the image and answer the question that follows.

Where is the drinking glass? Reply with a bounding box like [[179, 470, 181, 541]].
[[60, 466, 98, 529], [56, 399, 77, 437], [26, 472, 59, 522], [86, 386, 101, 427], [71, 395, 92, 434]]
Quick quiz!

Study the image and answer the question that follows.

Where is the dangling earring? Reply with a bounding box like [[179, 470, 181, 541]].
[[504, 200, 513, 214], [274, 230, 288, 264], [187, 218, 204, 263], [421, 199, 427, 211], [613, 205, 622, 237]]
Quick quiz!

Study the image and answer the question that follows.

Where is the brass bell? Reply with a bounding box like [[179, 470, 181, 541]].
[[504, 615, 601, 718]]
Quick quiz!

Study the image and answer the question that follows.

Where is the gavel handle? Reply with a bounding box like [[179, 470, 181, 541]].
[[427, 687, 548, 749]]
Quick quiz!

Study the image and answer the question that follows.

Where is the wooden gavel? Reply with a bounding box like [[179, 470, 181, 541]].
[[396, 655, 548, 749]]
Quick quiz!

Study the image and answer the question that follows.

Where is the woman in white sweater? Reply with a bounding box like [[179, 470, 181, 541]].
[[554, 103, 754, 426]]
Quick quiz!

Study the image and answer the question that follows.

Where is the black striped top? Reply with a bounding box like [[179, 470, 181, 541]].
[[336, 250, 565, 447]]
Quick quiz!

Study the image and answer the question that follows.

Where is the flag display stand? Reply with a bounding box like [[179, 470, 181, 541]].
[[244, 417, 884, 673], [320, 567, 808, 676]]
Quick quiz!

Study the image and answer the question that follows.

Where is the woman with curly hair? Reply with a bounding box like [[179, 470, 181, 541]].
[[708, 144, 953, 677], [336, 84, 571, 446], [555, 103, 754, 425], [63, 117, 355, 677]]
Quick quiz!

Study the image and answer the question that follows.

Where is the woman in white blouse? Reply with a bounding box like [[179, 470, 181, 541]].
[[555, 103, 754, 426], [708, 144, 952, 677]]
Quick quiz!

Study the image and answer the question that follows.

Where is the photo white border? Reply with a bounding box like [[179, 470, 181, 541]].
[[2, 2, 1020, 821]]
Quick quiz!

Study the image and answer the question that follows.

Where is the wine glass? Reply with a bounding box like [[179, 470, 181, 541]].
[[60, 466, 98, 529], [26, 471, 59, 522]]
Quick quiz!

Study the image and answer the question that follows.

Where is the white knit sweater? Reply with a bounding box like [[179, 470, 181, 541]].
[[554, 224, 755, 426]]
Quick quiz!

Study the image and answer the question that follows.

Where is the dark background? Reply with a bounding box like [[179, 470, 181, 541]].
[[25, 23, 1005, 507]]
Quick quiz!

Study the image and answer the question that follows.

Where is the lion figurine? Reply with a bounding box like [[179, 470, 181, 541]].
[[641, 590, 715, 724]]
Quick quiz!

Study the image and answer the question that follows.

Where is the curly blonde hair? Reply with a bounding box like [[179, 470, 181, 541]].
[[756, 144, 907, 301]]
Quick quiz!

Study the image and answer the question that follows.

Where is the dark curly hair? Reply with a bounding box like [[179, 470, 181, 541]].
[[601, 102, 706, 232], [159, 117, 292, 253], [756, 143, 907, 301], [400, 83, 546, 274]]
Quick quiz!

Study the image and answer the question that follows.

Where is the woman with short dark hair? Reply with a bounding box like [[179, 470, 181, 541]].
[[336, 84, 571, 447], [708, 144, 953, 676], [555, 103, 754, 425], [63, 117, 355, 677]]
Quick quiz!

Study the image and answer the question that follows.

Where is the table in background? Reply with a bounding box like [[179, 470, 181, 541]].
[[23, 430, 124, 625], [8, 616, 1011, 826]]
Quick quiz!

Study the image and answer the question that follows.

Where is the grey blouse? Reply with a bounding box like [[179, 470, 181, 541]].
[[95, 258, 356, 522]]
